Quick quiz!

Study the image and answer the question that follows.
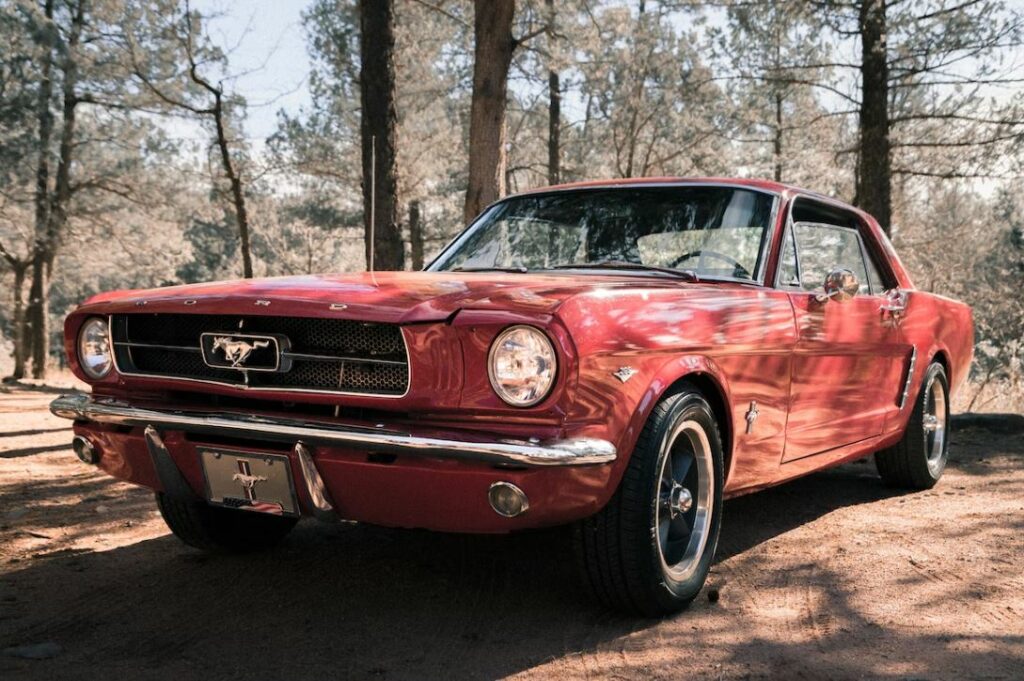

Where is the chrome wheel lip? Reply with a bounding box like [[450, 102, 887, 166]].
[[655, 418, 714, 582], [924, 374, 948, 476]]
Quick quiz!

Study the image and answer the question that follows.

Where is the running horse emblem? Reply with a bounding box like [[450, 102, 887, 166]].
[[211, 336, 271, 367]]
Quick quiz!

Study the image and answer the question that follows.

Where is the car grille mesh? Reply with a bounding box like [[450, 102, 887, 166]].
[[111, 313, 409, 396]]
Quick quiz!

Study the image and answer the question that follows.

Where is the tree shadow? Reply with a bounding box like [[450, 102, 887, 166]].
[[717, 459, 908, 563], [0, 429, 70, 440], [1, 444, 71, 459]]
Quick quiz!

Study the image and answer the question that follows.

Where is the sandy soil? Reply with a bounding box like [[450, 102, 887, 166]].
[[0, 383, 1022, 680]]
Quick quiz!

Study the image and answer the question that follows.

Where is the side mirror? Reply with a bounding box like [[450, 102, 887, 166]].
[[815, 268, 859, 303]]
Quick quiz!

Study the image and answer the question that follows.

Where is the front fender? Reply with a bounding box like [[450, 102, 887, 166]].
[[563, 352, 735, 510]]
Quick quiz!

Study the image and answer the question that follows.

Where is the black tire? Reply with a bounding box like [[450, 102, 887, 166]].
[[155, 492, 298, 552], [876, 361, 950, 490], [574, 384, 724, 616]]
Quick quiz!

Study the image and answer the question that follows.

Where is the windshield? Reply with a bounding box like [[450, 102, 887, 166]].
[[430, 186, 776, 281]]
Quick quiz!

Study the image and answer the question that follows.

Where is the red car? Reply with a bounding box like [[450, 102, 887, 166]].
[[52, 178, 973, 615]]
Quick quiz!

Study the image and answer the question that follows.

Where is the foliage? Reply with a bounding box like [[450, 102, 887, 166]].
[[0, 0, 1022, 410]]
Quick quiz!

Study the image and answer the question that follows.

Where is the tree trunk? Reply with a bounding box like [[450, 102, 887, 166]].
[[359, 0, 403, 271], [25, 0, 55, 376], [26, 254, 50, 379], [547, 70, 561, 185], [464, 0, 515, 224], [28, 0, 83, 378], [9, 262, 28, 380], [210, 89, 254, 278], [773, 91, 783, 182], [546, 0, 560, 186], [855, 0, 892, 234], [408, 200, 424, 270]]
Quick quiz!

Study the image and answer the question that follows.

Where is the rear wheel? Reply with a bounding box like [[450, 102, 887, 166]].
[[156, 493, 297, 552], [574, 385, 724, 616], [876, 361, 950, 489]]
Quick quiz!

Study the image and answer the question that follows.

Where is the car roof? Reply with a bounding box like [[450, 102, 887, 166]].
[[512, 176, 846, 207]]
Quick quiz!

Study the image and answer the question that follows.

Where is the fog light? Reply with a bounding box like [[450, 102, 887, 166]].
[[488, 481, 529, 518], [72, 436, 99, 465]]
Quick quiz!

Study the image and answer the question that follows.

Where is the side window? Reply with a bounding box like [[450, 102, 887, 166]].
[[792, 222, 870, 294], [777, 225, 801, 287]]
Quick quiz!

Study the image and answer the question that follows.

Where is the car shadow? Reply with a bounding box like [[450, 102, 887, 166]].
[[0, 464, 900, 680], [0, 429, 1018, 680]]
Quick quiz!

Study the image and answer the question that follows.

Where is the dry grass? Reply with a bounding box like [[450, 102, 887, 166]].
[[953, 379, 1024, 415]]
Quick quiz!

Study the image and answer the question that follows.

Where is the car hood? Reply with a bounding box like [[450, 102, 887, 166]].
[[77, 271, 661, 324]]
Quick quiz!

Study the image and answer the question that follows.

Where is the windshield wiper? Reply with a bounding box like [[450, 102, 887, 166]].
[[451, 266, 529, 273], [548, 261, 699, 281]]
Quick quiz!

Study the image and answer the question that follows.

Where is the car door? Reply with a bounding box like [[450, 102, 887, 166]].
[[780, 219, 907, 461]]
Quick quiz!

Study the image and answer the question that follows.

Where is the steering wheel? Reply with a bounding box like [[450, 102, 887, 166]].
[[668, 250, 750, 279]]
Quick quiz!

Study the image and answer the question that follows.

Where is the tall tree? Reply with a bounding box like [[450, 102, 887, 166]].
[[126, 0, 255, 277], [715, 1, 830, 185], [855, 0, 891, 230], [24, 0, 84, 378], [816, 0, 1024, 233], [545, 0, 560, 186], [3, 0, 188, 377], [0, 237, 30, 379], [572, 2, 723, 180], [464, 0, 515, 224], [359, 0, 402, 270], [0, 0, 47, 378]]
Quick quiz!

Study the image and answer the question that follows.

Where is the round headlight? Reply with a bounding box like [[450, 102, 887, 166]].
[[78, 317, 112, 380], [488, 325, 557, 407]]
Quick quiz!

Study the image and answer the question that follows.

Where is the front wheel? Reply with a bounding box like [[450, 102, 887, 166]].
[[574, 385, 724, 616], [876, 361, 950, 489]]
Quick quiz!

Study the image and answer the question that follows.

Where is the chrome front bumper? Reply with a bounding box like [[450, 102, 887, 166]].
[[49, 394, 617, 467]]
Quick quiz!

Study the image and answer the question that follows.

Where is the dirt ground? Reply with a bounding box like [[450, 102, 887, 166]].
[[0, 384, 1022, 680]]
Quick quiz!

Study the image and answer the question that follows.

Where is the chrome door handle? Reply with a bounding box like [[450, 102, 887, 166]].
[[880, 290, 908, 314]]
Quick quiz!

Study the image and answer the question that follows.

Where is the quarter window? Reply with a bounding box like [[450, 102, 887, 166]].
[[777, 226, 801, 287]]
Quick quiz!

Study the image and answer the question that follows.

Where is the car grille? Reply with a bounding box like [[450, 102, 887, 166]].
[[110, 313, 409, 396]]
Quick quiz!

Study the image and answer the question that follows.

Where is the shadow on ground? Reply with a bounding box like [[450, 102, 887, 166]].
[[1, 427, 1022, 680]]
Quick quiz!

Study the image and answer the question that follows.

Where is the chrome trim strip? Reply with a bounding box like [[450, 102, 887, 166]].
[[50, 394, 617, 467], [144, 425, 203, 501], [281, 351, 406, 366], [109, 315, 413, 400], [112, 341, 405, 367], [898, 347, 917, 410], [115, 341, 202, 353]]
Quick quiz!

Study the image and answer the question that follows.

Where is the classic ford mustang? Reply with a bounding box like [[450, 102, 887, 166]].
[[51, 178, 972, 615]]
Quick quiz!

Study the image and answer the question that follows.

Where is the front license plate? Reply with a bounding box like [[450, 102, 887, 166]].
[[199, 449, 299, 517]]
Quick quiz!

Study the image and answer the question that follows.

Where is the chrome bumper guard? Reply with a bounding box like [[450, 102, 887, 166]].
[[50, 394, 617, 467]]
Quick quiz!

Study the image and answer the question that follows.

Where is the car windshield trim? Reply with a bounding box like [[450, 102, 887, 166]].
[[451, 265, 529, 273], [427, 184, 781, 285], [546, 261, 699, 281]]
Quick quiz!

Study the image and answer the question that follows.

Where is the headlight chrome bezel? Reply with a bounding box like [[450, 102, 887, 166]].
[[77, 317, 113, 380], [487, 325, 558, 408]]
